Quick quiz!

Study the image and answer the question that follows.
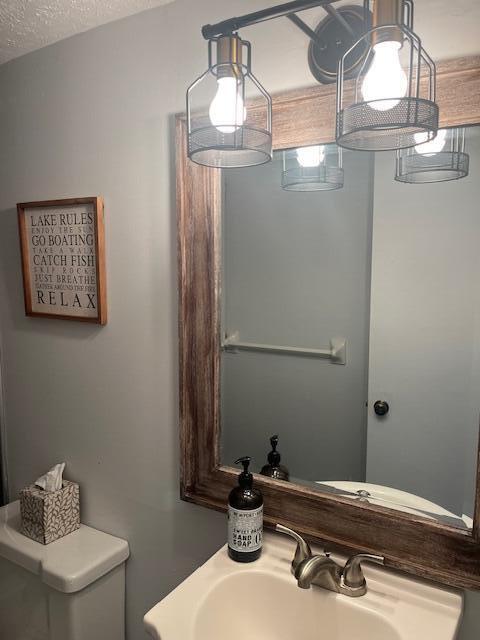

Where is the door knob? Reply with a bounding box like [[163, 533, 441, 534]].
[[373, 400, 389, 416]]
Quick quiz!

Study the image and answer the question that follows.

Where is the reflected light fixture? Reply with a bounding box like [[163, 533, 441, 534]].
[[395, 127, 470, 183], [186, 34, 272, 168], [282, 144, 344, 191], [336, 0, 439, 151]]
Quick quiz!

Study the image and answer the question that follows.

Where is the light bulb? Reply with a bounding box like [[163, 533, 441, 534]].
[[209, 77, 245, 133], [296, 145, 325, 168], [413, 129, 447, 155], [361, 41, 408, 111]]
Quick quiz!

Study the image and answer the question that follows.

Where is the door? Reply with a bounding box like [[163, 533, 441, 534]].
[[366, 139, 480, 519]]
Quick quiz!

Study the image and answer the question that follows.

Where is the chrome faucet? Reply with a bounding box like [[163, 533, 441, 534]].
[[276, 524, 384, 597]]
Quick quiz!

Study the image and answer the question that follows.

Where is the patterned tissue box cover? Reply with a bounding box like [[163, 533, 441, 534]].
[[20, 480, 80, 544]]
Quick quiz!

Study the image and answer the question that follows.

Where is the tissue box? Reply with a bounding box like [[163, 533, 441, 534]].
[[19, 480, 80, 544]]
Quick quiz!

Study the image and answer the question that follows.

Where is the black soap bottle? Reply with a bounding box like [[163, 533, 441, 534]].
[[260, 435, 290, 481], [228, 456, 263, 563]]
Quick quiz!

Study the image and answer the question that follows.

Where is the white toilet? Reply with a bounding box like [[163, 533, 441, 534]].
[[0, 500, 129, 640]]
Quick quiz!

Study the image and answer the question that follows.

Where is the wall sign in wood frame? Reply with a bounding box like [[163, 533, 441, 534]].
[[177, 56, 480, 590], [17, 196, 107, 324]]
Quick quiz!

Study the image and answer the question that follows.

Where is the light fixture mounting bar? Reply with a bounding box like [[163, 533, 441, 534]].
[[286, 13, 322, 43], [323, 4, 356, 37], [201, 0, 343, 40]]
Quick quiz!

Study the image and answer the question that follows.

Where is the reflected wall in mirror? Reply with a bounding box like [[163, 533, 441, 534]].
[[220, 126, 480, 531]]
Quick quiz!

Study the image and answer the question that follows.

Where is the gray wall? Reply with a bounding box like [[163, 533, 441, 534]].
[[367, 129, 480, 518], [221, 151, 373, 482], [0, 2, 478, 639], [0, 330, 6, 506], [0, 4, 236, 639]]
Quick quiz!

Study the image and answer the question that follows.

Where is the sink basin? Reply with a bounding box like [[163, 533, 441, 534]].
[[144, 531, 463, 640]]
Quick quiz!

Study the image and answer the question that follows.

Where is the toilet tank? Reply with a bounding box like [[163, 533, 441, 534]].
[[0, 501, 129, 640]]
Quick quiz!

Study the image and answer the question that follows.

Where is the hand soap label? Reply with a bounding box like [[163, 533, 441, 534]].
[[228, 505, 263, 553]]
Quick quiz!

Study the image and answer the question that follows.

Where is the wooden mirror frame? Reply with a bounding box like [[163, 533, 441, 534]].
[[177, 56, 480, 589]]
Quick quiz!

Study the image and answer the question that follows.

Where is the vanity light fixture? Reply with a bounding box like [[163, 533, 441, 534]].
[[336, 0, 439, 151], [395, 127, 470, 183], [282, 144, 344, 190], [189, 0, 441, 163], [186, 34, 272, 168]]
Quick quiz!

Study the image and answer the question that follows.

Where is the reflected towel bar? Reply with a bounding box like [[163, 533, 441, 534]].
[[222, 333, 346, 364]]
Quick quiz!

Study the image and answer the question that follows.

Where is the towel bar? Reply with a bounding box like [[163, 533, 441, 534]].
[[221, 333, 346, 364]]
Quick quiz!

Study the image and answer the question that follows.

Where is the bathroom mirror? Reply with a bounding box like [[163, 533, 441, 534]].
[[177, 55, 480, 590], [220, 126, 480, 532]]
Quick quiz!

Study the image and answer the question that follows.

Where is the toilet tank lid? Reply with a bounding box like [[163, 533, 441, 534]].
[[0, 501, 129, 593]]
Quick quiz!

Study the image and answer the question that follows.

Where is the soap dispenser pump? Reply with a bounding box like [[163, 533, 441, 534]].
[[260, 435, 290, 481], [228, 456, 263, 563]]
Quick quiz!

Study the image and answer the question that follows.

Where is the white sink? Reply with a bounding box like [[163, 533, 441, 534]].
[[144, 531, 463, 640]]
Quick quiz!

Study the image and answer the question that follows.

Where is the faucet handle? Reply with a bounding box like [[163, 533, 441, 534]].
[[275, 524, 312, 570], [343, 553, 385, 589]]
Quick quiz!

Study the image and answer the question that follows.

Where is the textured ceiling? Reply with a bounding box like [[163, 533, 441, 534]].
[[0, 0, 175, 64]]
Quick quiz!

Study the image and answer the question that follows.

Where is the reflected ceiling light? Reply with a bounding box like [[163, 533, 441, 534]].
[[296, 145, 326, 167], [186, 34, 272, 168], [413, 128, 447, 155], [395, 127, 470, 184], [282, 144, 344, 191], [336, 0, 439, 151]]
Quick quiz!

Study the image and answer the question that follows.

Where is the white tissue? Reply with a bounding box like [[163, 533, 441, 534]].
[[34, 463, 65, 492]]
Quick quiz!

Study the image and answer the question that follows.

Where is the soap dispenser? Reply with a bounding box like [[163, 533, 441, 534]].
[[228, 456, 263, 563], [260, 435, 290, 481]]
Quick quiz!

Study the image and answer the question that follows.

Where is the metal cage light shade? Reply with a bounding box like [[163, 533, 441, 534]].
[[187, 34, 272, 168], [336, 0, 438, 152], [395, 127, 469, 183], [282, 144, 344, 191]]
